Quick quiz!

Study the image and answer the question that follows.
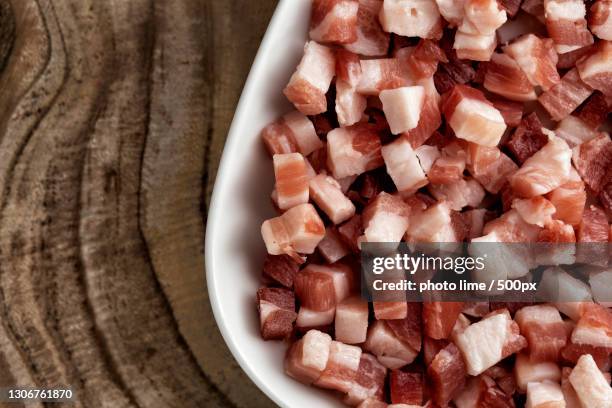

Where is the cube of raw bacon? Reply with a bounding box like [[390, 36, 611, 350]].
[[435, 0, 465, 26], [380, 87, 425, 135], [453, 31, 497, 61], [571, 303, 612, 349], [344, 353, 387, 405], [544, 0, 594, 53], [514, 305, 568, 362], [344, 0, 390, 57], [569, 354, 612, 407], [357, 399, 387, 408], [318, 227, 350, 263], [590, 0, 612, 40], [314, 340, 363, 393], [428, 343, 468, 407], [408, 39, 449, 79], [407, 202, 459, 243], [285, 329, 332, 384], [262, 254, 300, 288], [506, 113, 549, 165], [356, 58, 413, 95], [555, 116, 600, 148], [576, 92, 609, 130], [510, 134, 572, 198], [561, 367, 582, 408], [262, 111, 324, 157], [546, 168, 586, 226], [461, 0, 508, 35], [504, 34, 561, 91], [261, 203, 325, 260], [526, 381, 565, 408], [435, 57, 477, 95], [589, 268, 612, 307], [403, 85, 443, 149], [336, 49, 362, 87], [538, 68, 593, 121], [336, 296, 369, 344], [429, 178, 486, 211], [364, 320, 419, 369], [296, 306, 336, 328], [428, 152, 467, 185], [578, 205, 610, 244], [415, 145, 441, 174], [336, 80, 368, 127], [338, 214, 364, 252], [327, 124, 383, 179], [537, 219, 577, 264], [490, 98, 524, 127], [379, 0, 443, 39], [577, 41, 612, 98], [462, 208, 487, 239], [423, 302, 464, 340], [484, 364, 516, 396], [467, 144, 519, 194], [386, 303, 422, 353], [390, 370, 423, 405], [455, 309, 527, 376], [373, 302, 408, 320], [484, 208, 543, 243], [309, 174, 356, 225], [382, 138, 428, 193], [538, 267, 593, 320], [362, 192, 411, 243], [314, 263, 354, 303], [522, 0, 545, 22], [284, 41, 336, 115], [294, 267, 337, 311], [557, 43, 596, 69], [442, 85, 507, 147], [561, 339, 612, 370], [424, 336, 449, 366], [483, 53, 538, 101], [257, 287, 297, 340], [512, 197, 556, 227], [499, 0, 522, 16], [572, 133, 612, 193], [514, 353, 562, 393], [310, 0, 359, 44], [273, 153, 310, 210]]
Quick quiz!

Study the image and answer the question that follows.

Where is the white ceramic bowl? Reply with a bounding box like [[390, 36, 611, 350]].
[[205, 0, 345, 407]]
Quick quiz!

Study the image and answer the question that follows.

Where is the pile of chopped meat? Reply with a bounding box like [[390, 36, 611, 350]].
[[256, 0, 612, 406]]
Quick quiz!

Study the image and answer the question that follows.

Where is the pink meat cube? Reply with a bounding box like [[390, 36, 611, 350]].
[[310, 174, 356, 224], [356, 399, 387, 408], [442, 85, 507, 147], [577, 41, 612, 98], [428, 154, 467, 185], [317, 227, 350, 263], [379, 0, 442, 39], [571, 303, 612, 349], [461, 0, 508, 35], [514, 353, 562, 393], [575, 92, 609, 130], [483, 53, 537, 101], [336, 296, 369, 344], [336, 49, 362, 87], [572, 133, 612, 194], [414, 144, 441, 174], [546, 168, 586, 226], [561, 367, 582, 408], [467, 143, 519, 194], [453, 32, 497, 61], [430, 178, 485, 211], [382, 138, 428, 193], [261, 203, 325, 261], [390, 370, 423, 405], [435, 0, 465, 26], [285, 329, 332, 384], [455, 309, 527, 375], [310, 0, 359, 44], [408, 39, 448, 79], [373, 302, 408, 320], [504, 34, 561, 91], [406, 202, 459, 243], [294, 266, 336, 312], [510, 134, 572, 198], [284, 41, 336, 115], [261, 111, 323, 156], [336, 79, 368, 127], [364, 320, 419, 369], [338, 214, 364, 252], [344, 353, 387, 405], [314, 340, 363, 393], [506, 113, 548, 165], [380, 86, 425, 135], [296, 306, 336, 329], [569, 354, 612, 407], [491, 97, 523, 127], [386, 303, 422, 353], [356, 58, 413, 95], [257, 287, 297, 340], [515, 305, 568, 362], [273, 153, 310, 210], [577, 204, 609, 244], [590, 1, 612, 40], [423, 302, 464, 340], [428, 343, 468, 407], [262, 254, 300, 288], [404, 84, 442, 148], [344, 0, 390, 57], [362, 192, 410, 244], [512, 197, 556, 227], [544, 0, 594, 53], [538, 68, 593, 121], [526, 381, 565, 408], [327, 124, 383, 179]]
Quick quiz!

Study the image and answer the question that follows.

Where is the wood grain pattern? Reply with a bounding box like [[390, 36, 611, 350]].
[[0, 0, 278, 406]]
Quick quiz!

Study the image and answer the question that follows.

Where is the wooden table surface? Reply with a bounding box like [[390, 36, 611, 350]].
[[0, 0, 278, 407]]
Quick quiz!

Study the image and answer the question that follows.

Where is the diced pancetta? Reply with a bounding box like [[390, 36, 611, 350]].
[[490, 97, 524, 127], [273, 153, 310, 210], [317, 227, 351, 263], [257, 287, 297, 340], [344, 353, 387, 405], [336, 296, 369, 344], [390, 370, 423, 405], [435, 0, 465, 26], [506, 113, 549, 164], [428, 343, 468, 406], [435, 55, 476, 94], [590, 0, 612, 40], [284, 41, 336, 115], [575, 91, 609, 129], [361, 192, 411, 243], [555, 115, 600, 147], [577, 41, 612, 98], [380, 87, 425, 134], [429, 178, 486, 211], [285, 329, 333, 384], [357, 58, 413, 95], [414, 144, 440, 174], [561, 367, 583, 408], [262, 111, 323, 156], [357, 399, 387, 408], [327, 124, 383, 179], [310, 174, 356, 224], [499, 0, 522, 17], [526, 381, 565, 408], [382, 138, 428, 193], [467, 143, 519, 193], [344, 0, 390, 57], [261, 203, 325, 260], [314, 340, 363, 394], [364, 320, 419, 369], [510, 133, 572, 198], [338, 214, 364, 252], [569, 354, 612, 407], [589, 267, 612, 307], [572, 133, 612, 193], [373, 302, 408, 320], [544, 0, 594, 53], [454, 31, 497, 61], [546, 167, 586, 226], [428, 154, 467, 185], [454, 309, 527, 375], [514, 353, 562, 393], [295, 266, 337, 311], [336, 49, 362, 87], [262, 254, 300, 288], [310, 0, 359, 44], [504, 34, 561, 91], [423, 302, 464, 340], [571, 303, 612, 348], [408, 39, 448, 79], [406, 202, 458, 243], [403, 79, 442, 148], [538, 68, 594, 121], [336, 80, 368, 127], [442, 85, 507, 147], [578, 205, 610, 244], [484, 53, 538, 101], [514, 305, 567, 362], [386, 303, 422, 352], [296, 306, 336, 328], [512, 197, 556, 227], [379, 0, 443, 39], [461, 0, 508, 35], [539, 267, 593, 320]]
